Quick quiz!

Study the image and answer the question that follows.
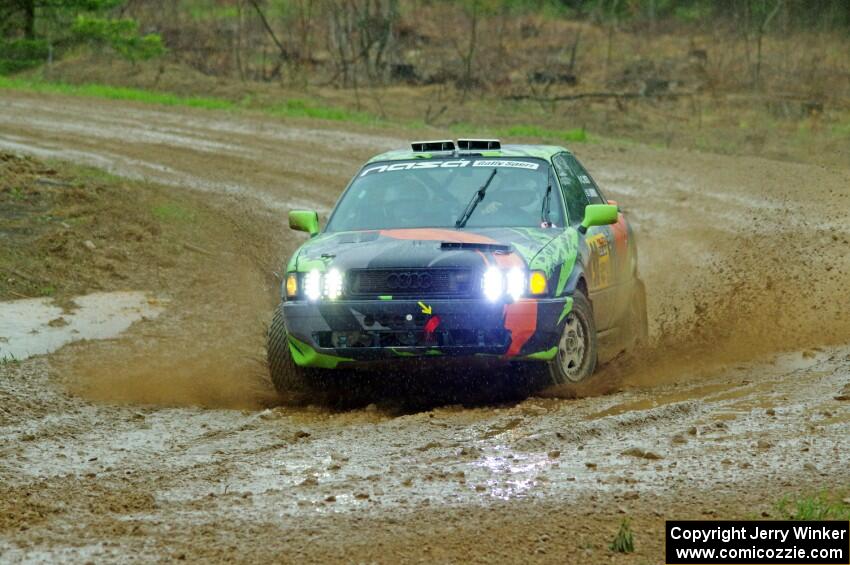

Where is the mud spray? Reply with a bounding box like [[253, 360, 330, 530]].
[[52, 201, 286, 410], [54, 150, 850, 409], [589, 200, 850, 396], [60, 199, 850, 409]]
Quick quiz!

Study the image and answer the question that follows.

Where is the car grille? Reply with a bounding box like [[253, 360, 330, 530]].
[[347, 268, 474, 298]]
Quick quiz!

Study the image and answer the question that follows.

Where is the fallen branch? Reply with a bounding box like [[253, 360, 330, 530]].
[[504, 91, 695, 102], [247, 0, 290, 60], [182, 242, 215, 256]]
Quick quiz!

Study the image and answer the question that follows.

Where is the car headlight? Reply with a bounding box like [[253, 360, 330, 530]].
[[482, 268, 546, 301], [482, 267, 505, 302], [304, 269, 322, 301], [506, 267, 525, 301], [300, 269, 345, 301], [324, 268, 343, 300]]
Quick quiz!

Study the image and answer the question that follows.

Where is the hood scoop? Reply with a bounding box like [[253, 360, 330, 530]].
[[440, 241, 511, 253]]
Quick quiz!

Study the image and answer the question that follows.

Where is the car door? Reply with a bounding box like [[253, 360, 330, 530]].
[[565, 154, 634, 317], [552, 153, 616, 330]]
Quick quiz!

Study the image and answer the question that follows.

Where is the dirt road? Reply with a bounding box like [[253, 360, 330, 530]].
[[1, 90, 849, 563]]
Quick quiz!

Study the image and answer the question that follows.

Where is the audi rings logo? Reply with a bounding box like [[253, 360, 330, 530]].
[[386, 271, 433, 290]]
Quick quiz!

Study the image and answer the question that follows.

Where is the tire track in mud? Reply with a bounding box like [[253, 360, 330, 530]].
[[1, 90, 849, 562]]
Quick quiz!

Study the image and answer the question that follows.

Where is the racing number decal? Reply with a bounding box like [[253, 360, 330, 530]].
[[586, 233, 612, 289]]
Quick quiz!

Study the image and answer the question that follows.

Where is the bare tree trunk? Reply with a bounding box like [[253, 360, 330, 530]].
[[235, 0, 246, 81], [647, 0, 656, 32], [568, 27, 582, 74], [460, 0, 479, 104], [605, 0, 620, 81], [754, 0, 783, 88], [248, 0, 290, 61], [23, 0, 36, 39]]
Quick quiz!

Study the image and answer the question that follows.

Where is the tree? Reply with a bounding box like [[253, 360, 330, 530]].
[[72, 14, 165, 62], [1, 0, 164, 72]]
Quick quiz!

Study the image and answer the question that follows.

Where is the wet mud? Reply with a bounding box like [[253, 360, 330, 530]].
[[1, 90, 849, 562]]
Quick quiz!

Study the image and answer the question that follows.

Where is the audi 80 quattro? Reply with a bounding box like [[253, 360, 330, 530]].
[[268, 139, 646, 395]]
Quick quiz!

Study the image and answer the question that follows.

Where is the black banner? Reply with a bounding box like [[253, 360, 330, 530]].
[[666, 521, 849, 564]]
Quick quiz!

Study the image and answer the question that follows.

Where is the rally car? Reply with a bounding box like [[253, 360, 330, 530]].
[[268, 139, 647, 395]]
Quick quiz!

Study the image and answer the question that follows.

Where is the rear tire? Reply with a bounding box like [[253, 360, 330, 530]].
[[267, 304, 318, 399], [547, 290, 598, 384]]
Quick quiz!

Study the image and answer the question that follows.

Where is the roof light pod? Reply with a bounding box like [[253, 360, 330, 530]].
[[457, 139, 501, 151], [411, 140, 455, 152]]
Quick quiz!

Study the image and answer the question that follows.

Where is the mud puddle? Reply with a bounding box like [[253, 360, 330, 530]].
[[0, 291, 164, 361]]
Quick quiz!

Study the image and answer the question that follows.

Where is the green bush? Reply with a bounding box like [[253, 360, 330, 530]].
[[72, 16, 166, 63], [0, 39, 49, 75]]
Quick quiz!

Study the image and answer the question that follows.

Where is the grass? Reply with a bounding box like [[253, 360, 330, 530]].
[[609, 518, 635, 553], [267, 98, 373, 123], [449, 121, 589, 144], [830, 121, 850, 138], [0, 352, 20, 366], [152, 202, 196, 223], [0, 75, 591, 143], [498, 124, 588, 142], [0, 76, 378, 124], [0, 76, 234, 110], [776, 492, 850, 520]]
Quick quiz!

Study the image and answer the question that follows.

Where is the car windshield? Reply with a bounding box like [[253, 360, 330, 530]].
[[326, 157, 562, 232]]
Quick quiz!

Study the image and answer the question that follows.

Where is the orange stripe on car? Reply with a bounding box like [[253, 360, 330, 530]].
[[379, 228, 497, 243], [503, 300, 538, 357]]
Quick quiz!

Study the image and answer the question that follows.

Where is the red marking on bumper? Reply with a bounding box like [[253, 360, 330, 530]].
[[503, 300, 538, 356], [423, 315, 441, 342]]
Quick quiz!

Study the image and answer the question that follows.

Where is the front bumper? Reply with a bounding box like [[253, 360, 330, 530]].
[[281, 296, 573, 367]]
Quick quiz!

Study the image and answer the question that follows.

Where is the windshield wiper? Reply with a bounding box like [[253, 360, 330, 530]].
[[541, 184, 552, 227], [455, 169, 497, 228]]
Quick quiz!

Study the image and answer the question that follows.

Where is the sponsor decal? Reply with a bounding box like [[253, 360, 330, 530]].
[[472, 160, 540, 170], [360, 159, 539, 176], [586, 233, 611, 288], [360, 160, 471, 176], [584, 188, 599, 198], [578, 174, 591, 184]]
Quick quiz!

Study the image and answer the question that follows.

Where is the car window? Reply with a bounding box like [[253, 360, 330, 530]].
[[552, 153, 589, 224], [326, 158, 565, 231], [564, 154, 606, 204]]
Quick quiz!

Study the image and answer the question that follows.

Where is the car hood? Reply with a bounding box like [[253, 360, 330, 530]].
[[293, 227, 562, 272]]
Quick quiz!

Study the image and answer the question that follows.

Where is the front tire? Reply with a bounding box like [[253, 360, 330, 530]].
[[547, 290, 598, 384], [267, 304, 318, 398]]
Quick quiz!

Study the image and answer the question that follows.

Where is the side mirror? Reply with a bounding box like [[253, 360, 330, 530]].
[[289, 210, 319, 236], [579, 204, 618, 234]]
